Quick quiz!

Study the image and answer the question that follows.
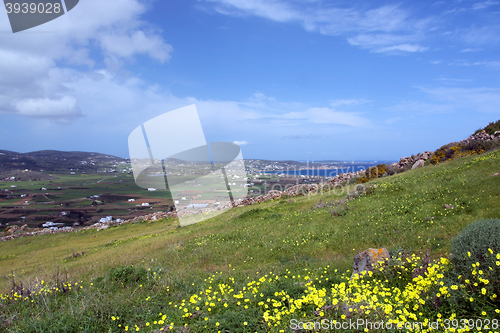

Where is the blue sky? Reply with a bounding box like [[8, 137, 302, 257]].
[[1, 0, 499, 161]]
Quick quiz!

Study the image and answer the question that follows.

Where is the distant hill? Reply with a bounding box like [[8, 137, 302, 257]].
[[0, 150, 128, 173]]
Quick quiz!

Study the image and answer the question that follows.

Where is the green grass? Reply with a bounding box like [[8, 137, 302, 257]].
[[1, 149, 499, 332]]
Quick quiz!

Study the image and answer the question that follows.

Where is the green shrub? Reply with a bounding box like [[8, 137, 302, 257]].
[[449, 218, 500, 281], [464, 139, 495, 154], [347, 176, 359, 185], [474, 119, 500, 135], [109, 265, 147, 285]]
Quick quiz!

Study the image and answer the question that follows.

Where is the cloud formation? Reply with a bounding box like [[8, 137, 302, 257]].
[[203, 0, 430, 53], [0, 0, 172, 123]]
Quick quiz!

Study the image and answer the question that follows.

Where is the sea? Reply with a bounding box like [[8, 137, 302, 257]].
[[264, 163, 380, 177]]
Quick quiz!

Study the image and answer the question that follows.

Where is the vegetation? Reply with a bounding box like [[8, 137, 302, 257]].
[[0, 148, 499, 332], [474, 120, 500, 135], [356, 164, 388, 184], [429, 140, 500, 165], [449, 218, 500, 286]]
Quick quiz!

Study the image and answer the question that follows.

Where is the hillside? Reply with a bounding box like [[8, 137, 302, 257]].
[[0, 150, 128, 174], [0, 147, 499, 332]]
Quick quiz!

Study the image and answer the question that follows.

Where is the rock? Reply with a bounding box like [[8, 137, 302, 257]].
[[411, 159, 425, 169], [4, 225, 20, 236], [443, 204, 455, 209], [97, 225, 109, 231], [494, 173, 499, 177], [352, 248, 390, 276], [20, 224, 28, 231]]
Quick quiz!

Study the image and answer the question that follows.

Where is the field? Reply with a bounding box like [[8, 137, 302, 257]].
[[0, 149, 499, 332], [0, 168, 319, 230], [0, 173, 174, 228]]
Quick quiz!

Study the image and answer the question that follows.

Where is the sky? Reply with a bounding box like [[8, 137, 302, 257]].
[[0, 0, 500, 161]]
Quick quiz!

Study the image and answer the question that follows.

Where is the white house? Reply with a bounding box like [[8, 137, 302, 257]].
[[128, 198, 135, 202], [187, 203, 208, 208], [42, 221, 63, 228], [174, 200, 179, 204], [99, 216, 113, 223], [142, 202, 150, 206], [40, 187, 47, 191], [147, 188, 157, 191]]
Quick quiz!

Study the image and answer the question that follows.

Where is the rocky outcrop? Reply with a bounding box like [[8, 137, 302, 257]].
[[3, 225, 20, 236], [0, 226, 75, 242], [462, 130, 500, 144], [411, 159, 425, 169], [392, 151, 433, 170], [352, 248, 390, 276]]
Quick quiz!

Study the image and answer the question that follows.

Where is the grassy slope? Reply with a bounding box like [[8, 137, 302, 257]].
[[0, 148, 499, 331]]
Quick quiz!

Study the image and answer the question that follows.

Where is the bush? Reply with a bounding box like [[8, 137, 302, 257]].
[[449, 218, 500, 281], [474, 119, 500, 135], [464, 139, 494, 154], [357, 164, 388, 183], [347, 176, 359, 185], [385, 165, 398, 175], [109, 266, 147, 285]]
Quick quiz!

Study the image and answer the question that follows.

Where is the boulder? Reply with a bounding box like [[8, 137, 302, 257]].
[[97, 224, 109, 231], [352, 248, 390, 276], [494, 173, 499, 177], [411, 159, 425, 170], [4, 225, 20, 236]]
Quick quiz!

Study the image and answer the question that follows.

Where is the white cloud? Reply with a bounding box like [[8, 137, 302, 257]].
[[330, 99, 370, 107], [209, 0, 298, 22], [451, 60, 500, 70], [0, 0, 173, 123], [418, 86, 500, 113], [460, 48, 482, 52], [374, 43, 428, 53], [99, 31, 172, 63], [462, 26, 500, 45], [203, 1, 430, 53], [282, 107, 371, 127], [14, 96, 82, 122], [389, 86, 500, 116], [233, 140, 249, 145], [434, 77, 473, 83], [347, 34, 427, 53], [472, 1, 500, 10]]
